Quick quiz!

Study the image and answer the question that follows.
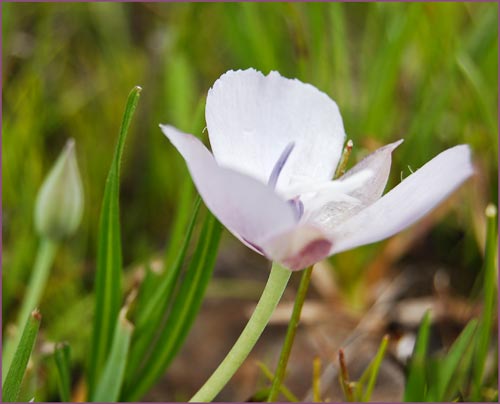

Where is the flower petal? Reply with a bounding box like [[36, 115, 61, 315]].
[[261, 224, 332, 271], [205, 69, 346, 190], [160, 124, 298, 248], [329, 145, 474, 254], [341, 139, 403, 205], [304, 140, 403, 230]]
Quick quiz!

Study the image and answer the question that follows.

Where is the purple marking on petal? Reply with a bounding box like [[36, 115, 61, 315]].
[[283, 238, 332, 271], [288, 197, 304, 220], [268, 142, 295, 189]]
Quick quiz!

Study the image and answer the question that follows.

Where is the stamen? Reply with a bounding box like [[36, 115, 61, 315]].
[[334, 139, 353, 179], [268, 142, 295, 189], [288, 197, 304, 220]]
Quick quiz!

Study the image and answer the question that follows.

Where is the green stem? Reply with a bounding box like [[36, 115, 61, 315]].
[[189, 262, 291, 402], [2, 238, 58, 380], [267, 265, 313, 402]]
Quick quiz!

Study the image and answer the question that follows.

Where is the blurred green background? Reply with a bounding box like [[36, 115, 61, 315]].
[[2, 2, 498, 400]]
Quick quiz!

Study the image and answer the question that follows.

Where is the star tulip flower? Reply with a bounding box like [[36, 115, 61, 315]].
[[160, 69, 473, 271]]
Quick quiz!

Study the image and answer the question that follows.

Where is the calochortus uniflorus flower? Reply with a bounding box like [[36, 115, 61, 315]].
[[161, 69, 473, 271]]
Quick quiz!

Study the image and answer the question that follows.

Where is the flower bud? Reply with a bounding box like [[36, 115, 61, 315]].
[[34, 139, 84, 240]]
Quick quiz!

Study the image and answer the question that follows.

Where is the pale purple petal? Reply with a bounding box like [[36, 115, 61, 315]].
[[304, 140, 403, 230], [205, 69, 346, 190], [261, 224, 332, 271], [329, 145, 474, 254], [160, 124, 298, 248], [341, 139, 404, 205]]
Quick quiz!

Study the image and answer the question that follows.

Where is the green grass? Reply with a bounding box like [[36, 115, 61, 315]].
[[2, 2, 497, 401]]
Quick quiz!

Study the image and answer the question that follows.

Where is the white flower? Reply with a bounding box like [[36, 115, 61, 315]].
[[160, 69, 473, 270]]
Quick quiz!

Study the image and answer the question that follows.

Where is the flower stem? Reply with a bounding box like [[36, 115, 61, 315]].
[[2, 238, 58, 379], [267, 265, 313, 402], [189, 262, 291, 402]]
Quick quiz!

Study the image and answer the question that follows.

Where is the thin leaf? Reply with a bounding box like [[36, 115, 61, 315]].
[[431, 320, 477, 401], [256, 361, 299, 402], [124, 197, 201, 382], [88, 85, 141, 394], [162, 181, 196, 275], [472, 204, 498, 400], [357, 335, 389, 402], [53, 342, 71, 402], [3, 310, 41, 402], [123, 211, 222, 401], [404, 310, 431, 401], [93, 307, 134, 402], [445, 332, 476, 400], [132, 259, 159, 321]]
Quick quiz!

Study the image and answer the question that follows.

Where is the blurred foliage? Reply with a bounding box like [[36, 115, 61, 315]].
[[2, 2, 498, 401]]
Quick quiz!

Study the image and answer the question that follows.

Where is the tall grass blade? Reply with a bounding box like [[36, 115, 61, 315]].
[[431, 319, 478, 401], [456, 53, 498, 135], [53, 342, 71, 402], [404, 310, 431, 401], [124, 198, 201, 381], [93, 307, 134, 402], [2, 310, 41, 402], [472, 204, 498, 400], [123, 211, 222, 400], [445, 331, 476, 400], [356, 335, 389, 401], [2, 238, 57, 380], [88, 86, 141, 395], [329, 3, 352, 107]]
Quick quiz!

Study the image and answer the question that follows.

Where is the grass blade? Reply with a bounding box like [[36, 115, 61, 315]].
[[256, 361, 299, 402], [2, 239, 57, 380], [123, 211, 222, 401], [161, 181, 196, 275], [2, 310, 41, 402], [138, 198, 201, 330], [404, 310, 431, 401], [93, 306, 134, 402], [53, 342, 71, 402], [88, 86, 141, 395], [356, 335, 389, 402], [329, 3, 352, 107], [124, 197, 201, 381], [472, 204, 498, 400], [431, 319, 477, 401], [456, 53, 498, 135], [133, 259, 159, 320], [447, 335, 477, 400]]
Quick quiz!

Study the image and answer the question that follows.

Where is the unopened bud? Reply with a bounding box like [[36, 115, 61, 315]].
[[34, 139, 84, 240]]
